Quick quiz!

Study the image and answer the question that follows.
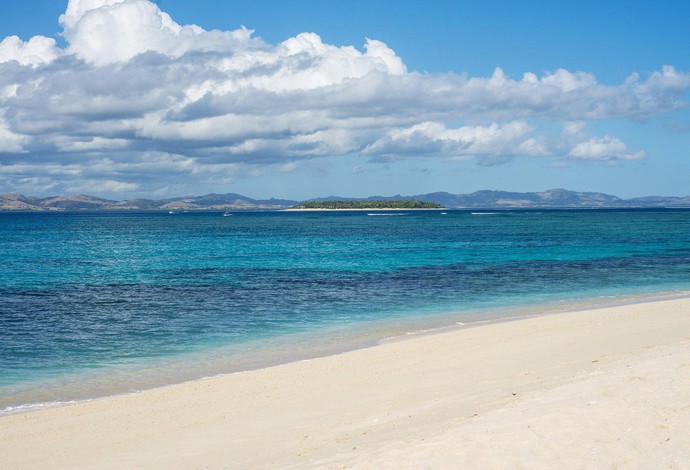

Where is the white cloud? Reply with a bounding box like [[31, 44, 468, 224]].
[[56, 137, 129, 152], [59, 0, 256, 65], [0, 150, 248, 197], [364, 121, 537, 161], [568, 136, 646, 162], [0, 114, 28, 152], [539, 68, 597, 92], [562, 121, 588, 136], [59, 0, 127, 30], [0, 35, 59, 66], [363, 120, 646, 166], [0, 0, 685, 196]]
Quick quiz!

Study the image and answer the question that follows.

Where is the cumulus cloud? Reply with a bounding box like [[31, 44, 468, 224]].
[[568, 136, 645, 162], [0, 113, 29, 152], [0, 35, 59, 66], [0, 0, 687, 196], [59, 0, 257, 65], [364, 121, 541, 164], [362, 120, 646, 166]]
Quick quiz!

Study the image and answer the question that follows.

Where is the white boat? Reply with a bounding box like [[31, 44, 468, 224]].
[[223, 211, 233, 217]]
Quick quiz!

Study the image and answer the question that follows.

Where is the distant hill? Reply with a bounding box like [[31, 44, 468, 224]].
[[410, 189, 627, 208], [1, 189, 689, 211], [0, 192, 299, 211]]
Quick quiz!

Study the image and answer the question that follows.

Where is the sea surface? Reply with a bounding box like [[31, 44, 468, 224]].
[[1, 209, 689, 411]]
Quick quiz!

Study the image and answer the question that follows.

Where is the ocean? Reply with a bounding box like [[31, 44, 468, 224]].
[[1, 209, 689, 411]]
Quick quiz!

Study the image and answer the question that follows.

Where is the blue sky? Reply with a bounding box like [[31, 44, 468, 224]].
[[0, 0, 689, 200]]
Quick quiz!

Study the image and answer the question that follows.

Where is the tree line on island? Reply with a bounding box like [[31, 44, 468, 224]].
[[293, 200, 445, 209]]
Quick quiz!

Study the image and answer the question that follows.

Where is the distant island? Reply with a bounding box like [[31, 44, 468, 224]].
[[291, 200, 445, 210], [1, 189, 689, 211]]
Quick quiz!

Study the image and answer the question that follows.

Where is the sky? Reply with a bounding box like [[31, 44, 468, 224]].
[[0, 0, 689, 200]]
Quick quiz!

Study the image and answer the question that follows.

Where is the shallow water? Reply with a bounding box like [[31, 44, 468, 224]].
[[1, 209, 689, 410]]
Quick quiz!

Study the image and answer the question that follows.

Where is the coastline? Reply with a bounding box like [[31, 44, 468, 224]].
[[2, 296, 689, 468], [2, 290, 686, 414], [281, 207, 447, 211]]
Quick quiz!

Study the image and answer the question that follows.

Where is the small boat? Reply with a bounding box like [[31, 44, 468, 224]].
[[223, 211, 233, 217], [168, 210, 175, 214]]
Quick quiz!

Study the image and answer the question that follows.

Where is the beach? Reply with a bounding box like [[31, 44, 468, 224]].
[[1, 296, 689, 469]]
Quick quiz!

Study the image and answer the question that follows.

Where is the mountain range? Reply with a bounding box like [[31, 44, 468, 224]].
[[1, 189, 689, 211]]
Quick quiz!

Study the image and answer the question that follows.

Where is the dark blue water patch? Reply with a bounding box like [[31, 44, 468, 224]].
[[3, 249, 689, 386]]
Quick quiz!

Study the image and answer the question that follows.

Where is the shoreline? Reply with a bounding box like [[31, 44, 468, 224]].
[[2, 289, 688, 415], [2, 295, 690, 468], [281, 207, 447, 211]]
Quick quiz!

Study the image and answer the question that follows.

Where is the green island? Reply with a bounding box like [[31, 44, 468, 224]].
[[292, 200, 445, 210]]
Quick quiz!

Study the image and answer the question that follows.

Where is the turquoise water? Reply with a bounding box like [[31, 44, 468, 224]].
[[1, 209, 689, 410]]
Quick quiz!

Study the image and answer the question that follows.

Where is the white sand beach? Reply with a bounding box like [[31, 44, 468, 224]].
[[1, 297, 689, 469]]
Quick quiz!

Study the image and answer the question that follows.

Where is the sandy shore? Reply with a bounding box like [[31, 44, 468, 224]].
[[2, 297, 689, 469], [281, 208, 446, 211]]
